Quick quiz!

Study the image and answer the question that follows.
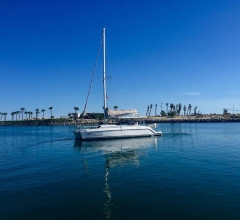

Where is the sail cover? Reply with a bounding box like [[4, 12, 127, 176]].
[[107, 109, 138, 118]]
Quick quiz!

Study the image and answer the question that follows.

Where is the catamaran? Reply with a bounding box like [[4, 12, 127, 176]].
[[73, 28, 162, 140]]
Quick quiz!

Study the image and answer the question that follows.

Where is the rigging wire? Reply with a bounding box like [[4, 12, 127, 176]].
[[105, 40, 114, 109], [80, 39, 103, 127]]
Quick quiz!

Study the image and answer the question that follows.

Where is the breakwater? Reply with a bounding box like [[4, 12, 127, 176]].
[[144, 116, 240, 123], [1, 115, 240, 126], [0, 118, 98, 126]]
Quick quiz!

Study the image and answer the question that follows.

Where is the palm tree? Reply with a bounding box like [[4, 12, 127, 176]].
[[74, 107, 79, 120], [41, 109, 45, 119], [14, 111, 18, 121], [166, 103, 169, 114], [20, 107, 25, 121], [194, 106, 197, 116], [28, 111, 31, 120], [13, 111, 17, 120], [35, 108, 40, 119], [24, 111, 28, 120], [15, 111, 20, 120], [176, 104, 179, 114], [173, 104, 175, 111], [29, 111, 33, 120], [170, 103, 174, 112], [146, 105, 149, 116], [149, 104, 153, 116], [183, 105, 187, 116], [49, 107, 53, 119], [177, 103, 182, 116], [3, 113, 7, 121], [155, 104, 157, 116], [188, 104, 192, 116], [11, 112, 14, 121], [0, 112, 4, 121], [114, 106, 119, 110]]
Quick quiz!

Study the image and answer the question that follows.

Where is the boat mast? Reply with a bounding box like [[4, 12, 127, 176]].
[[103, 28, 107, 123]]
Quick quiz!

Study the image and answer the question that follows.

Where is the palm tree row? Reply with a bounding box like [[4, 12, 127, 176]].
[[146, 103, 198, 117], [1, 107, 54, 121]]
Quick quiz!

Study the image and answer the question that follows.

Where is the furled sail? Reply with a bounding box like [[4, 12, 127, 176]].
[[107, 109, 138, 118]]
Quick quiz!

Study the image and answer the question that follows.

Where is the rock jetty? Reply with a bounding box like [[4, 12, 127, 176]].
[[0, 115, 240, 126]]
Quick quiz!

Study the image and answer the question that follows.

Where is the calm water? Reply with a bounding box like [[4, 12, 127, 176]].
[[0, 123, 240, 219]]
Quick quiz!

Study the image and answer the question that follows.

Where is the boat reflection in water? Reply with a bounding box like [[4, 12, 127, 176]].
[[74, 137, 159, 219]]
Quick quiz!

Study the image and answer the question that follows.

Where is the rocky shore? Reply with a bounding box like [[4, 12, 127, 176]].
[[143, 115, 240, 123], [0, 115, 240, 126], [0, 118, 97, 126]]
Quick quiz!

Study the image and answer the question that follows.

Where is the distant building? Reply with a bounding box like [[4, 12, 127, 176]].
[[68, 113, 81, 118]]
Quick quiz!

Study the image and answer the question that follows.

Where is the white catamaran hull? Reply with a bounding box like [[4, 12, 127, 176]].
[[73, 125, 162, 140], [73, 29, 163, 140]]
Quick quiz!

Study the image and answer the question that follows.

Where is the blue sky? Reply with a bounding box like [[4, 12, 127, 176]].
[[1, 0, 240, 118]]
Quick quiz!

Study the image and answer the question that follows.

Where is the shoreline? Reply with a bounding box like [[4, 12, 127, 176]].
[[1, 115, 240, 126]]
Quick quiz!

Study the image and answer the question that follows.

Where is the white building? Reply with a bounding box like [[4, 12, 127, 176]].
[[68, 113, 81, 118]]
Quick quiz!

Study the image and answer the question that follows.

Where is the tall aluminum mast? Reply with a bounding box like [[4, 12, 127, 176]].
[[103, 28, 107, 123]]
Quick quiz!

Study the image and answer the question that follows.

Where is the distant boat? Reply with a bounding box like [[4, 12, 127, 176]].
[[73, 28, 162, 140]]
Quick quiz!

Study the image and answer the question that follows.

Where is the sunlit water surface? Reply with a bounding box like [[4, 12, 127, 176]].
[[0, 123, 240, 219]]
